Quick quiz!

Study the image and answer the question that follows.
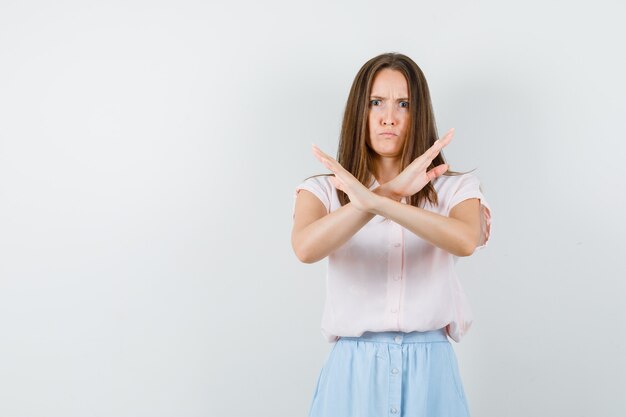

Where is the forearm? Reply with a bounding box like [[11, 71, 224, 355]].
[[369, 196, 476, 257], [294, 187, 397, 264], [294, 203, 374, 263]]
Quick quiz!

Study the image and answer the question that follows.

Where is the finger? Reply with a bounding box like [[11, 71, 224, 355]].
[[423, 128, 454, 162], [426, 164, 448, 181], [311, 144, 325, 163], [311, 144, 335, 164], [312, 144, 335, 171], [433, 129, 454, 152], [311, 143, 334, 160], [434, 128, 454, 149], [415, 141, 444, 168], [316, 152, 340, 175], [439, 127, 455, 143], [434, 163, 449, 175], [312, 144, 348, 174]]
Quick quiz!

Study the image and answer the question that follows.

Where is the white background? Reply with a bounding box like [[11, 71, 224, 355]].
[[1, 1, 625, 416]]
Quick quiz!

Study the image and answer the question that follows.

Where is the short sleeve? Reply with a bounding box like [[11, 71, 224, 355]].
[[448, 173, 492, 252], [292, 176, 331, 219]]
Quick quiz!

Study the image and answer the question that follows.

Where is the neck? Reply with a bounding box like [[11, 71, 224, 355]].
[[373, 156, 401, 184]]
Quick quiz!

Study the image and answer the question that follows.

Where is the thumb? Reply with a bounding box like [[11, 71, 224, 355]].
[[435, 164, 448, 176], [426, 164, 448, 181]]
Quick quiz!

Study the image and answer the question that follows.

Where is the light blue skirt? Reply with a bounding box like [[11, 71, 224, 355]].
[[308, 328, 471, 417]]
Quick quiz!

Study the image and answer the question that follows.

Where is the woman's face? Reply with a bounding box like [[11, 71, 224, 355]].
[[367, 68, 410, 158]]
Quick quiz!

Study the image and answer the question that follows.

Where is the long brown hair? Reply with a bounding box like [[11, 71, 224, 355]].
[[311, 52, 472, 209]]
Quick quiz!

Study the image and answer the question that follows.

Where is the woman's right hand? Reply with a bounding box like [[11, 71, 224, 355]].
[[380, 128, 455, 200]]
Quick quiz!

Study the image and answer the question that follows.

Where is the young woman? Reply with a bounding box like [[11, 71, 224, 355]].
[[291, 52, 492, 417]]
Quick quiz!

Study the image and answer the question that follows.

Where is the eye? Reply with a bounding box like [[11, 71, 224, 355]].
[[399, 101, 409, 108], [370, 99, 381, 106]]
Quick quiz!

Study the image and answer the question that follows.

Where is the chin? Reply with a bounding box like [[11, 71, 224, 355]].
[[369, 141, 404, 156], [375, 150, 402, 158]]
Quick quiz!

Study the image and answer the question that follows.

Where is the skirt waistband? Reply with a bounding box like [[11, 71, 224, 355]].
[[338, 328, 449, 344]]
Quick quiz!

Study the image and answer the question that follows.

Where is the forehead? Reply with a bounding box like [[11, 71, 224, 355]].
[[371, 69, 408, 95]]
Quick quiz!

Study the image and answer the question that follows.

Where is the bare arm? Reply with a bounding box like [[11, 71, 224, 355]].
[[369, 194, 482, 257], [291, 186, 399, 264], [300, 129, 482, 259]]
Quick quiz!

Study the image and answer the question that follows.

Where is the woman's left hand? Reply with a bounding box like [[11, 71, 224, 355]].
[[311, 144, 379, 212]]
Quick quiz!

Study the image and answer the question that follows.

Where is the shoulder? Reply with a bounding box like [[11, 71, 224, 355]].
[[296, 174, 336, 194], [433, 172, 480, 193], [294, 174, 336, 213], [299, 174, 333, 187], [434, 172, 487, 210]]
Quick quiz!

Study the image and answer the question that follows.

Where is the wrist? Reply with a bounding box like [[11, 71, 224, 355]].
[[373, 185, 403, 202]]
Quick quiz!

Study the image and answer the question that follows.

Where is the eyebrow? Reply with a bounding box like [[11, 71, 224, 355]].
[[370, 95, 409, 101]]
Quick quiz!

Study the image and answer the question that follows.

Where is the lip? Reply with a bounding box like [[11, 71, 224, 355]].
[[380, 132, 398, 136]]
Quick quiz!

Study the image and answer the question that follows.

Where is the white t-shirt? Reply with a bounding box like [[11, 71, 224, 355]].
[[292, 172, 492, 343]]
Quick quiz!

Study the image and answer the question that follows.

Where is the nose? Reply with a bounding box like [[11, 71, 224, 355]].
[[382, 107, 397, 126]]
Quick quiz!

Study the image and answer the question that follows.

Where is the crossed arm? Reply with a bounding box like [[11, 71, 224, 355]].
[[292, 129, 483, 263], [292, 185, 481, 263], [370, 187, 482, 257]]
